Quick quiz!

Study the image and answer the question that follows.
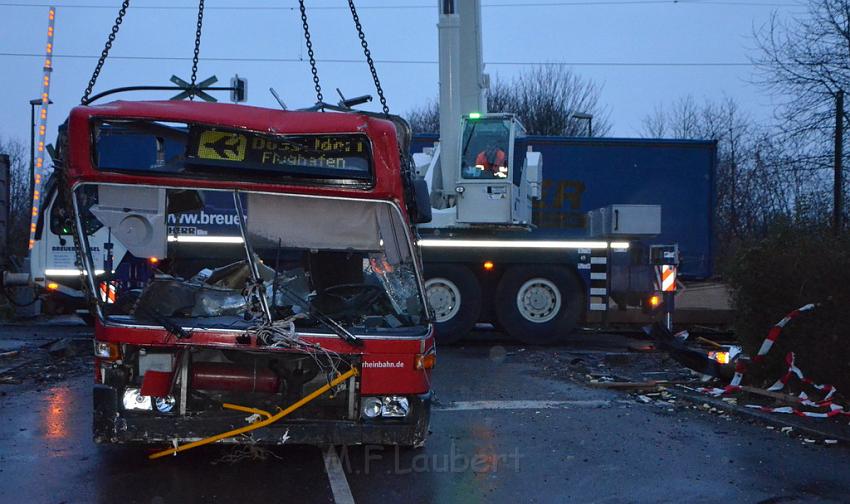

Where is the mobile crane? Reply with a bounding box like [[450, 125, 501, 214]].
[[414, 0, 670, 343]]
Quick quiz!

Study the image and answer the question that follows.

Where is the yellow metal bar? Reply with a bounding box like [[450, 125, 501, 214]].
[[149, 367, 358, 460], [221, 403, 273, 420]]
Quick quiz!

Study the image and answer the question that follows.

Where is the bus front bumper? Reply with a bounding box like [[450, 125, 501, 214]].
[[93, 385, 431, 447]]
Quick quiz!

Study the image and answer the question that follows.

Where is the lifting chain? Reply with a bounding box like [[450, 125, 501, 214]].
[[346, 0, 389, 115], [298, 0, 324, 106], [189, 0, 206, 101], [81, 0, 131, 104]]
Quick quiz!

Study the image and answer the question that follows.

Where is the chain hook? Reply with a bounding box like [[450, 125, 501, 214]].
[[347, 0, 389, 115], [189, 0, 205, 101], [81, 0, 131, 104], [298, 0, 324, 109]]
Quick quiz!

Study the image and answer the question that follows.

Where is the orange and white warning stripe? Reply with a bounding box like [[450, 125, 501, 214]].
[[654, 265, 677, 293], [99, 282, 117, 304]]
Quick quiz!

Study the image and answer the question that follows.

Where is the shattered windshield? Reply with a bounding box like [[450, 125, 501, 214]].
[[74, 184, 426, 333]]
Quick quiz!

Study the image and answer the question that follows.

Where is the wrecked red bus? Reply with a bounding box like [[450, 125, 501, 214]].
[[56, 100, 434, 450]]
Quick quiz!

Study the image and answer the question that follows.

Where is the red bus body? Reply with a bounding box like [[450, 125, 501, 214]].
[[62, 101, 434, 447]]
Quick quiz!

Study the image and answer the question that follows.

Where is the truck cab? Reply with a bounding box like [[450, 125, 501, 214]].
[[30, 177, 128, 316]]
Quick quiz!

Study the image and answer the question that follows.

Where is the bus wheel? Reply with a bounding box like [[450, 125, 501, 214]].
[[424, 264, 481, 344], [494, 265, 583, 344]]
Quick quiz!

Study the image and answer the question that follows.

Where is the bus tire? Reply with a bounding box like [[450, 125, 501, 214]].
[[423, 264, 481, 344], [494, 265, 583, 344]]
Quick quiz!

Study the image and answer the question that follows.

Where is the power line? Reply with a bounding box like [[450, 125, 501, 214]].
[[0, 0, 804, 10], [0, 52, 757, 67]]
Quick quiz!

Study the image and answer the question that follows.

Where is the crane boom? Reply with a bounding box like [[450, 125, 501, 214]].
[[436, 0, 488, 207], [421, 0, 540, 226]]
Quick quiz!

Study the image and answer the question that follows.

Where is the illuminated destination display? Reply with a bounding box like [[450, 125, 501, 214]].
[[187, 127, 372, 179]]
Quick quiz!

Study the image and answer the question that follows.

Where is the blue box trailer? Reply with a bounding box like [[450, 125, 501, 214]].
[[412, 134, 717, 280]]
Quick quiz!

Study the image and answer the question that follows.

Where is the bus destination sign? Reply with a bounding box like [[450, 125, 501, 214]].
[[187, 127, 372, 180]]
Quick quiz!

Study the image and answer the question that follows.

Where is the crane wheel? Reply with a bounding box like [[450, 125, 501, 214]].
[[494, 265, 583, 344], [423, 264, 481, 344]]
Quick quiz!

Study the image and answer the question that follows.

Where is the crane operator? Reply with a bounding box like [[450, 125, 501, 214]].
[[474, 140, 508, 178]]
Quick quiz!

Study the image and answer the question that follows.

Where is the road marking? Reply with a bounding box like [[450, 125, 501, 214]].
[[434, 400, 612, 411], [323, 446, 356, 504]]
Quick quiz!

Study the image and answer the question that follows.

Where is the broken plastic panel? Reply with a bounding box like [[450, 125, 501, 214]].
[[89, 185, 168, 259]]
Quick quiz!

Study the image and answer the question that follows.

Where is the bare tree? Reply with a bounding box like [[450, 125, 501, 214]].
[[406, 66, 611, 136], [0, 136, 31, 259], [405, 99, 440, 136], [754, 1, 850, 139], [641, 96, 702, 139], [752, 0, 850, 223]]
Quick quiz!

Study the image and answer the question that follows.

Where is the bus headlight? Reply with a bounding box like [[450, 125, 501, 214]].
[[361, 396, 410, 419], [94, 341, 120, 361], [122, 388, 152, 411], [381, 396, 410, 417], [154, 395, 176, 413], [361, 397, 383, 418]]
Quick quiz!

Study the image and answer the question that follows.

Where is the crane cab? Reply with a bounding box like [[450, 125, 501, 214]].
[[454, 113, 541, 226]]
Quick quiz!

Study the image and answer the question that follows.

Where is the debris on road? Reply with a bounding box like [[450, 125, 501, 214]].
[[0, 335, 92, 388], [515, 324, 850, 445], [589, 380, 694, 391], [737, 385, 802, 405], [46, 337, 88, 358]]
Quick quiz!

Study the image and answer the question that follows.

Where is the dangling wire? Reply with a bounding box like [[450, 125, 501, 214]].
[[346, 0, 389, 115], [81, 0, 131, 104], [189, 0, 206, 101], [298, 0, 324, 108]]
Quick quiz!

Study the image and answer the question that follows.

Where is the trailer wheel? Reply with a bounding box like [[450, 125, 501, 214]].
[[424, 264, 481, 344], [494, 265, 583, 344]]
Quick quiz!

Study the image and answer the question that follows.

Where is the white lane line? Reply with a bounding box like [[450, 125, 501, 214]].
[[434, 400, 612, 411], [323, 446, 356, 504]]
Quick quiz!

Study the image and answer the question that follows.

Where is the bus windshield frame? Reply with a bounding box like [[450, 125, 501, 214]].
[[91, 119, 375, 188]]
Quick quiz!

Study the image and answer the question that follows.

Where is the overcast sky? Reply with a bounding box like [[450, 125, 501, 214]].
[[0, 0, 805, 146]]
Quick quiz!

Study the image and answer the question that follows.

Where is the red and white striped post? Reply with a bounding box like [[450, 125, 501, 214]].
[[658, 264, 677, 330]]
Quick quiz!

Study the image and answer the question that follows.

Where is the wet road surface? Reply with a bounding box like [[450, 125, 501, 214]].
[[2, 331, 850, 503]]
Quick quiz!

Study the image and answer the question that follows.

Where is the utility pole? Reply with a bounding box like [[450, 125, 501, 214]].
[[834, 89, 844, 236]]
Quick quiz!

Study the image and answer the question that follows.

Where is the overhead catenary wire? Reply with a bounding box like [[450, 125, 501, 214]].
[[0, 52, 757, 67], [0, 1, 806, 9]]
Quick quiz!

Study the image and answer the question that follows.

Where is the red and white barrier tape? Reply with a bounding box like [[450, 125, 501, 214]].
[[697, 303, 849, 418], [745, 352, 850, 418], [752, 303, 816, 364]]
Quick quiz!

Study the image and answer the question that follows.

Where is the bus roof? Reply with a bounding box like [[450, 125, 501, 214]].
[[65, 100, 406, 204]]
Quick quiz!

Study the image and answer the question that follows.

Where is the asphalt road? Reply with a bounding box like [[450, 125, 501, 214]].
[[1, 325, 849, 503]]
